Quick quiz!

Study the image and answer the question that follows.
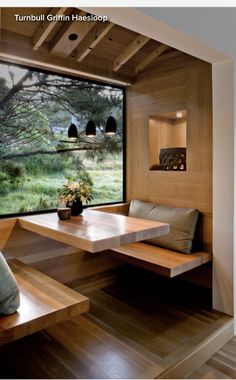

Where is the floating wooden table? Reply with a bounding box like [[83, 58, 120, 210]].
[[18, 209, 169, 253]]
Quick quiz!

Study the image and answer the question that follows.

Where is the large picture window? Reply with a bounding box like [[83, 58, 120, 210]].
[[0, 62, 125, 216]]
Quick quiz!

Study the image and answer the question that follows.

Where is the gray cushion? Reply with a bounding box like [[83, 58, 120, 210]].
[[129, 200, 199, 254], [0, 252, 20, 315]]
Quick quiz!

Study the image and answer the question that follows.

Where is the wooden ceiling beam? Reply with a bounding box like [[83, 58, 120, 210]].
[[49, 9, 75, 52], [113, 34, 150, 72], [0, 33, 133, 85], [50, 11, 96, 58], [135, 43, 168, 74], [32, 7, 67, 51], [77, 22, 114, 62]]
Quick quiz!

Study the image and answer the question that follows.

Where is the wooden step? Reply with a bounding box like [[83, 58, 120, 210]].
[[188, 336, 236, 379], [0, 260, 89, 345], [157, 316, 234, 378]]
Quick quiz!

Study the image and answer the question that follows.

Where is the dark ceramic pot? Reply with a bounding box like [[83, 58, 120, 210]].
[[68, 199, 83, 216], [57, 207, 71, 220]]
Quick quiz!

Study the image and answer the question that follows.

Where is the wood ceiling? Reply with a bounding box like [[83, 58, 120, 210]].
[[0, 7, 182, 85]]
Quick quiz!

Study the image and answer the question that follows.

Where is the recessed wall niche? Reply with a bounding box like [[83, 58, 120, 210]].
[[149, 110, 187, 171]]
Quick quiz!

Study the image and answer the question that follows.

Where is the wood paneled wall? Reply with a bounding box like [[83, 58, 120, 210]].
[[127, 56, 212, 251], [0, 218, 17, 250]]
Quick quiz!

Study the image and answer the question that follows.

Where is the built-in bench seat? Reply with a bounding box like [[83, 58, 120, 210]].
[[105, 242, 211, 277], [95, 202, 212, 278], [0, 259, 89, 345]]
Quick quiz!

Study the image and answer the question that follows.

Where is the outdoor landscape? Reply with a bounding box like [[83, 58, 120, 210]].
[[0, 62, 124, 215]]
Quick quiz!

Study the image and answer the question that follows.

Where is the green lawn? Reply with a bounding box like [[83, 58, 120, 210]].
[[0, 156, 123, 215]]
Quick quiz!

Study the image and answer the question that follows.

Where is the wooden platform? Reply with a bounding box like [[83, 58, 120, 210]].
[[0, 260, 89, 345], [0, 271, 233, 379], [188, 336, 236, 379], [105, 242, 211, 277]]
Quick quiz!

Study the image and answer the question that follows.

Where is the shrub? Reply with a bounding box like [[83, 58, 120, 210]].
[[0, 160, 26, 184], [23, 154, 63, 176], [35, 196, 54, 210]]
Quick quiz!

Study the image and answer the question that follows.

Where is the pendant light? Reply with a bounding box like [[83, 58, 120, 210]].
[[68, 123, 78, 139], [66, 34, 79, 141], [105, 38, 117, 136], [105, 116, 116, 135], [84, 24, 96, 138], [86, 120, 96, 137]]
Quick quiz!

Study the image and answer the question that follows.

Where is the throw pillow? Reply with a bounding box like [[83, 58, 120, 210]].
[[0, 252, 20, 315], [129, 199, 199, 253]]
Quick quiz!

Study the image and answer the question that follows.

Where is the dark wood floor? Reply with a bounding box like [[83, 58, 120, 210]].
[[0, 268, 232, 379], [188, 336, 236, 379]]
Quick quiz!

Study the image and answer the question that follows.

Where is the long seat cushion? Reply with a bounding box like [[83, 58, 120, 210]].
[[0, 252, 20, 315], [128, 200, 199, 254]]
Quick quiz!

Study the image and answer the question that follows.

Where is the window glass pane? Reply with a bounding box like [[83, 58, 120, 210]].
[[0, 62, 124, 216]]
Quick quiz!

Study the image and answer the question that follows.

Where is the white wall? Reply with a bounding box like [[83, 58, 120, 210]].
[[212, 59, 234, 314], [82, 7, 235, 318], [138, 8, 236, 59]]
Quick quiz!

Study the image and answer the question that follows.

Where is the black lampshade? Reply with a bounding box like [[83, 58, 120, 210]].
[[105, 116, 116, 135], [68, 123, 78, 139], [86, 120, 96, 137]]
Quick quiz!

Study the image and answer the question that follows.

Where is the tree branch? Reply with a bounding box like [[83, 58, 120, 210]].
[[0, 146, 104, 160], [0, 71, 32, 110]]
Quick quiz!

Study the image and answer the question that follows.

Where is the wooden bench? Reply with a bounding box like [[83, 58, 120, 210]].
[[104, 242, 211, 278], [94, 203, 212, 278], [0, 259, 89, 345]]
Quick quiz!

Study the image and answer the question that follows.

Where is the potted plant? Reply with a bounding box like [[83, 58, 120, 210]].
[[57, 174, 93, 216]]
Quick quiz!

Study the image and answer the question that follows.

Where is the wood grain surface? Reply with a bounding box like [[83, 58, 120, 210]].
[[2, 223, 122, 286], [127, 58, 212, 252], [104, 242, 211, 277], [18, 210, 169, 253], [188, 336, 236, 379], [0, 273, 232, 379], [0, 260, 89, 345], [0, 218, 17, 250]]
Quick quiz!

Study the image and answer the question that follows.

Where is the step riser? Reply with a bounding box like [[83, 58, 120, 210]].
[[157, 319, 234, 379]]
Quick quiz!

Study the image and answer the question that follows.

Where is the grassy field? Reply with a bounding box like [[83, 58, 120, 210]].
[[0, 155, 123, 216]]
